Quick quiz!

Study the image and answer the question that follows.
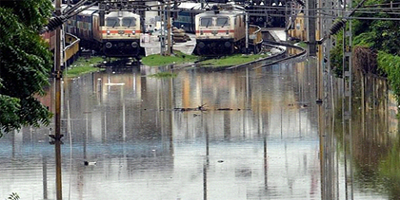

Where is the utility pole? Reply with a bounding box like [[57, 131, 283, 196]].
[[160, 2, 166, 55], [167, 0, 172, 55], [53, 0, 63, 199], [245, 11, 249, 54], [307, 0, 317, 56], [342, 0, 354, 198]]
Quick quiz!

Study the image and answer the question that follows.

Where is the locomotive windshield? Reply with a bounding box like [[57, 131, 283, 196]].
[[122, 17, 136, 27], [200, 18, 213, 27], [216, 17, 229, 27], [106, 17, 120, 27]]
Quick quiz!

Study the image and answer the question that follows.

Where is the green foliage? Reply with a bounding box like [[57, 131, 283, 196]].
[[297, 42, 307, 48], [377, 51, 400, 105], [352, 0, 400, 55], [200, 53, 271, 67], [7, 192, 20, 200], [0, 0, 53, 135], [353, 32, 376, 48], [330, 36, 343, 77], [65, 57, 104, 78], [141, 51, 198, 66], [148, 72, 177, 78]]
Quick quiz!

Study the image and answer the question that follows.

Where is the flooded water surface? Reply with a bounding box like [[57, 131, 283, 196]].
[[0, 59, 399, 199]]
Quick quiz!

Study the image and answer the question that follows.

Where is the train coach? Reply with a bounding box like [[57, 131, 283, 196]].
[[194, 7, 246, 56], [65, 6, 143, 58]]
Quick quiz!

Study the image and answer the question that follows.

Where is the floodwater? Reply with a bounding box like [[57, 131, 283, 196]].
[[0, 58, 399, 200]]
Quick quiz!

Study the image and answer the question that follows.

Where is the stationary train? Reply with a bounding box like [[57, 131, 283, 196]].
[[65, 6, 144, 57], [173, 2, 243, 34], [194, 6, 246, 55]]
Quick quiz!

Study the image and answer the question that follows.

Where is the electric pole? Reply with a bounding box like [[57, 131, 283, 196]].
[[307, 0, 317, 56], [53, 0, 63, 199], [167, 0, 172, 55]]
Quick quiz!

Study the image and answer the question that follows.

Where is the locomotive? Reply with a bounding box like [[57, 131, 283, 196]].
[[194, 7, 246, 56], [173, 2, 243, 34], [65, 6, 143, 57]]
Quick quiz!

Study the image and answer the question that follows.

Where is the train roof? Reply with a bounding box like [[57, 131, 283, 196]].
[[178, 2, 215, 10], [105, 10, 140, 18], [78, 6, 99, 16], [196, 9, 245, 17], [177, 2, 243, 11], [63, 5, 139, 18]]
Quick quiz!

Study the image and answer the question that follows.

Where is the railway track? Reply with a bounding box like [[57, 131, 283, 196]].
[[227, 40, 307, 69]]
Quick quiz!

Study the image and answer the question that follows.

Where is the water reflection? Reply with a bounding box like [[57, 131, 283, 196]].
[[319, 70, 400, 200], [0, 59, 398, 199]]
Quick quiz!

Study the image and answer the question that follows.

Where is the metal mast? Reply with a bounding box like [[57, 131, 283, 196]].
[[53, 0, 63, 199]]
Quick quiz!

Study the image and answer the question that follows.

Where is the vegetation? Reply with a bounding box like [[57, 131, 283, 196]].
[[377, 52, 400, 104], [65, 57, 104, 78], [141, 51, 198, 66], [330, 0, 400, 103], [0, 0, 53, 136], [199, 53, 271, 67], [297, 41, 308, 48], [148, 72, 177, 78], [7, 193, 20, 200]]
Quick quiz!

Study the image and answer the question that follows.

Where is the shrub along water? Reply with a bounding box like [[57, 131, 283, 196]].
[[377, 51, 400, 105]]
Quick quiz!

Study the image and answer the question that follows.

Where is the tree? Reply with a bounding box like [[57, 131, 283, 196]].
[[0, 0, 54, 137]]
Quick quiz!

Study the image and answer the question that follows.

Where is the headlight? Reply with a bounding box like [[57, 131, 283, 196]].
[[132, 30, 136, 34], [198, 42, 205, 48], [105, 42, 112, 48], [131, 42, 138, 48], [106, 30, 110, 35]]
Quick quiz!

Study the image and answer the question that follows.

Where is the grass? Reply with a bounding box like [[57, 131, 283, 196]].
[[141, 51, 198, 66], [199, 53, 272, 67], [148, 72, 177, 78], [297, 41, 308, 48], [65, 56, 104, 78]]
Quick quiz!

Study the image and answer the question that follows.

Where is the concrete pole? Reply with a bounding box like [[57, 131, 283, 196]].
[[307, 0, 317, 56], [245, 12, 249, 54], [99, 2, 105, 26], [54, 0, 63, 199], [167, 0, 172, 55], [160, 3, 166, 55]]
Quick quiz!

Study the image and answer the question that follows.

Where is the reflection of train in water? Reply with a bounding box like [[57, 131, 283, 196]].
[[65, 6, 144, 57], [194, 7, 246, 55]]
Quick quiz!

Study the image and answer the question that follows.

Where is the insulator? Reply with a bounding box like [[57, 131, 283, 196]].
[[46, 16, 67, 32], [329, 19, 346, 36]]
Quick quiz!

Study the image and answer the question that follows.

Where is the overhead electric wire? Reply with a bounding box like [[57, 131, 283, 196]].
[[66, 1, 99, 19]]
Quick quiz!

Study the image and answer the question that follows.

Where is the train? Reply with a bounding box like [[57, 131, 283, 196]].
[[194, 6, 246, 55], [173, 2, 243, 34], [65, 6, 144, 58]]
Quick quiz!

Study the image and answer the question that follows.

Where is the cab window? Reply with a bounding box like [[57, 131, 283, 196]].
[[122, 17, 136, 27], [216, 17, 229, 27], [200, 18, 213, 27], [106, 17, 120, 27]]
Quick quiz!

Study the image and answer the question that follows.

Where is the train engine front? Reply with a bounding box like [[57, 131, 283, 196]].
[[93, 10, 143, 57], [195, 8, 246, 56]]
